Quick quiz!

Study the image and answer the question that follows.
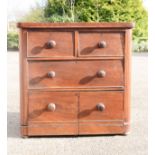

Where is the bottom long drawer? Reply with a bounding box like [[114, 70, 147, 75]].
[[21, 123, 129, 136], [22, 91, 129, 136]]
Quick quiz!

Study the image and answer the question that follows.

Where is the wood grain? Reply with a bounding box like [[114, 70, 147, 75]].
[[28, 91, 78, 124], [19, 29, 28, 126], [28, 60, 124, 89], [22, 124, 78, 136], [79, 32, 124, 56], [79, 124, 128, 135], [27, 31, 74, 57], [17, 22, 135, 29], [27, 56, 124, 61], [18, 22, 134, 136], [123, 29, 132, 133], [79, 91, 124, 121]]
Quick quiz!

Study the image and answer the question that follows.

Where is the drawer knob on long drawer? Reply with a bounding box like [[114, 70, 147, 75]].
[[48, 71, 56, 78], [96, 103, 105, 111], [47, 103, 56, 111], [47, 40, 56, 48], [97, 70, 106, 78], [98, 41, 107, 48]]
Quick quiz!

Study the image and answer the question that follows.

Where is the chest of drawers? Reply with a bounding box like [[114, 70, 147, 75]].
[[17, 22, 134, 137]]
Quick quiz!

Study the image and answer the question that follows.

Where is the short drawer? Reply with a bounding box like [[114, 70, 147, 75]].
[[79, 91, 124, 121], [28, 60, 124, 89], [28, 91, 78, 124], [78, 91, 125, 134], [79, 32, 124, 57], [27, 31, 74, 57]]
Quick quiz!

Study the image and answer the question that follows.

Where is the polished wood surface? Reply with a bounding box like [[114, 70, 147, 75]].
[[19, 29, 28, 126], [21, 124, 78, 136], [27, 31, 74, 57], [18, 22, 133, 137], [17, 22, 135, 29], [28, 91, 78, 123], [79, 32, 124, 56], [28, 60, 124, 89], [79, 91, 124, 121], [123, 29, 132, 133]]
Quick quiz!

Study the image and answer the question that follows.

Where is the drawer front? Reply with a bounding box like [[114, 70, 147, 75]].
[[26, 124, 78, 136], [28, 60, 124, 89], [78, 91, 125, 134], [27, 31, 74, 57], [79, 91, 124, 121], [79, 32, 124, 56], [28, 91, 78, 124]]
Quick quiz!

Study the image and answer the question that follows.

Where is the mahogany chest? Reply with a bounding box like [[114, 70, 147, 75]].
[[17, 22, 134, 137]]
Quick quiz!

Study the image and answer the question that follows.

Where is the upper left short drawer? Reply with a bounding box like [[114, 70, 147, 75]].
[[27, 31, 74, 57]]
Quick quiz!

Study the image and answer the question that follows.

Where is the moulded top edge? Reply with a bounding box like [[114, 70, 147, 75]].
[[17, 22, 135, 29]]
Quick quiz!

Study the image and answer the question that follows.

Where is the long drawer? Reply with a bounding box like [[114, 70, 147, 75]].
[[27, 91, 125, 135], [28, 60, 124, 89]]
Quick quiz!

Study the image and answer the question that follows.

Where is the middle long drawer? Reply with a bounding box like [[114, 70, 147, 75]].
[[28, 60, 124, 89]]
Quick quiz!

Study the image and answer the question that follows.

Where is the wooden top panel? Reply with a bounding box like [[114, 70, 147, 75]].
[[17, 22, 135, 29]]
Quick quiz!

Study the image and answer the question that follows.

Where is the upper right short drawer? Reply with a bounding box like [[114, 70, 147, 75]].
[[78, 31, 124, 57]]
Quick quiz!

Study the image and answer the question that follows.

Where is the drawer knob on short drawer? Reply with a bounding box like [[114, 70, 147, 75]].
[[48, 71, 56, 78], [97, 70, 106, 78], [47, 103, 56, 111], [98, 41, 107, 48], [96, 103, 105, 111], [47, 40, 56, 48]]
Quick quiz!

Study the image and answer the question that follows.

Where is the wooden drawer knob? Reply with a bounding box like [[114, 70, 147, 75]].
[[48, 71, 56, 78], [96, 103, 105, 111], [47, 40, 56, 48], [97, 70, 106, 78], [98, 41, 107, 48], [47, 103, 56, 111]]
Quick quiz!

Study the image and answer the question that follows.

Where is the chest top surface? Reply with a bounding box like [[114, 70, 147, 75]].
[[17, 22, 134, 29]]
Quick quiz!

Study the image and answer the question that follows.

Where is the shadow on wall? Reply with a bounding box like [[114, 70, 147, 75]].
[[7, 112, 20, 138]]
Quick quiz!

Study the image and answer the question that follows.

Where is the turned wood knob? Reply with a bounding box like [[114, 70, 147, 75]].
[[47, 103, 56, 111], [47, 40, 56, 48], [98, 41, 107, 48], [48, 71, 56, 78], [97, 70, 106, 78], [96, 103, 105, 111]]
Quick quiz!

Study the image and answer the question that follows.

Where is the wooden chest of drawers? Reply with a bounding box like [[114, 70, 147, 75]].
[[18, 22, 134, 137]]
